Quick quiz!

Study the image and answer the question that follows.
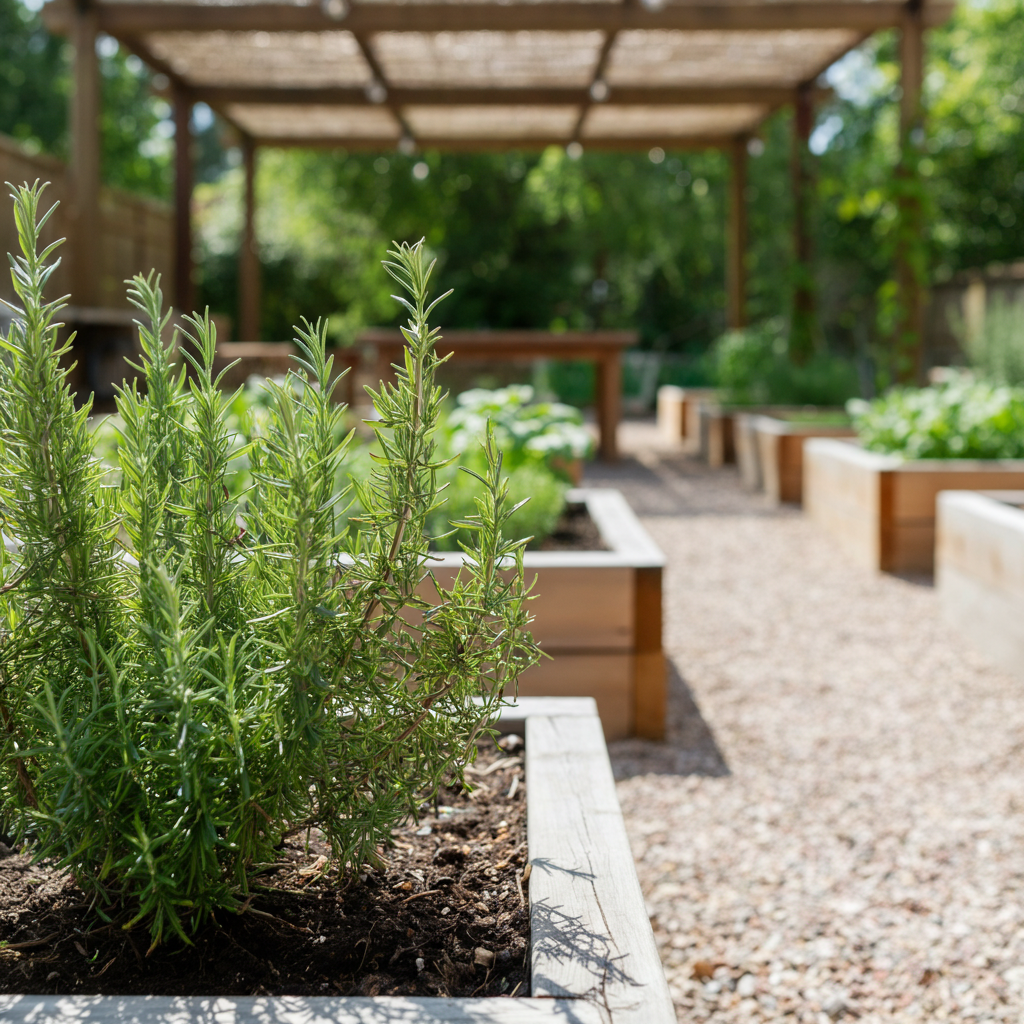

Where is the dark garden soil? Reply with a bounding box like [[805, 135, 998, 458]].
[[0, 736, 529, 999], [539, 501, 607, 552]]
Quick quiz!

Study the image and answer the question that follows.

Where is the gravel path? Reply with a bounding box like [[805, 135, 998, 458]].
[[584, 421, 1024, 1024]]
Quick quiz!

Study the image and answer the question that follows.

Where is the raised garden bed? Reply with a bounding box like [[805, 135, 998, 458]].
[[424, 489, 666, 741], [753, 413, 855, 505], [655, 385, 717, 453], [0, 697, 675, 1024], [699, 404, 735, 468], [804, 439, 1024, 572], [937, 490, 1024, 675]]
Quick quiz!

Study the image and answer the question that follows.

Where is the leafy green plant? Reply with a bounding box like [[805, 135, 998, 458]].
[[425, 385, 585, 551], [444, 384, 592, 466], [849, 372, 1024, 459], [708, 318, 860, 407], [0, 181, 538, 948]]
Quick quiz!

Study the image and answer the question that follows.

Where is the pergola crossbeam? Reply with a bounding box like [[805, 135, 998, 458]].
[[42, 0, 954, 35], [184, 85, 827, 108]]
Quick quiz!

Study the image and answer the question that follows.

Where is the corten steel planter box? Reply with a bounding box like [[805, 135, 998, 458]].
[[937, 490, 1024, 675], [0, 697, 675, 1024], [423, 489, 666, 742], [805, 438, 1024, 573], [655, 385, 717, 453], [754, 414, 856, 505]]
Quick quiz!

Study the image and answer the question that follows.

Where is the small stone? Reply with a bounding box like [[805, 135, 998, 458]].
[[441, 906, 451, 916], [415, 826, 432, 836], [415, 957, 425, 972], [475, 902, 490, 913], [737, 973, 757, 998], [498, 734, 523, 752], [822, 995, 848, 1020], [474, 947, 495, 967]]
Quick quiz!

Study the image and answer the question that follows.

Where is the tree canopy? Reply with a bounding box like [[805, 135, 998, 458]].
[[2, 0, 1024, 381]]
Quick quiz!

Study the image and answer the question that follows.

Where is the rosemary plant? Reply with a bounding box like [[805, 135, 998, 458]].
[[0, 181, 538, 948]]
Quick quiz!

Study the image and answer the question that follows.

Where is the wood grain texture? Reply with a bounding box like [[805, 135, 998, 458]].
[[701, 408, 735, 467], [734, 412, 762, 490], [656, 385, 686, 444], [527, 714, 676, 1024], [890, 465, 1024, 519], [416, 566, 633, 651], [518, 653, 633, 740], [0, 994, 605, 1024], [632, 567, 665, 741], [754, 416, 856, 505], [804, 439, 885, 570], [937, 491, 1024, 676], [806, 440, 1024, 571]]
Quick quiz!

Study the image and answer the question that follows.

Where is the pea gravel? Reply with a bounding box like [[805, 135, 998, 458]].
[[584, 421, 1024, 1024]]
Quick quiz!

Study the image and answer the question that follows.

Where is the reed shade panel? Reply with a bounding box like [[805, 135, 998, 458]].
[[42, 0, 954, 148], [604, 28, 862, 86], [144, 30, 373, 86]]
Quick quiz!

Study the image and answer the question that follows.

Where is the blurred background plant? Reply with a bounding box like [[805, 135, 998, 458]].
[[848, 371, 1024, 458], [707, 319, 861, 407], [5, 0, 1024, 400], [959, 294, 1024, 386]]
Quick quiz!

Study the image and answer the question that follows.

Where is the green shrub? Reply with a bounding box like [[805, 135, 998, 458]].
[[708, 318, 860, 407], [0, 182, 538, 948], [848, 372, 1024, 459]]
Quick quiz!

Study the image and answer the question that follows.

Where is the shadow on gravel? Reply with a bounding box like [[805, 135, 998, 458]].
[[608, 659, 730, 780], [889, 571, 935, 589], [582, 453, 798, 519]]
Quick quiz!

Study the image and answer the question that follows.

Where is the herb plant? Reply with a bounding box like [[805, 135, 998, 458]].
[[0, 181, 539, 948], [849, 372, 1024, 459]]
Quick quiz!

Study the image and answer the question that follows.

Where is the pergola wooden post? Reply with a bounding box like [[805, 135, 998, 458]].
[[726, 134, 748, 331], [172, 83, 195, 316], [238, 135, 262, 341], [69, 0, 101, 308], [791, 81, 816, 363], [896, 0, 926, 382]]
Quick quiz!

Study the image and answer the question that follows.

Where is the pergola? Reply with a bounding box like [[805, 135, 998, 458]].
[[43, 0, 952, 350]]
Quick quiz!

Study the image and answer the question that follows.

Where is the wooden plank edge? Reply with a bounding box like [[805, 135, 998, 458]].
[[573, 489, 665, 567], [526, 713, 675, 1024], [0, 995, 606, 1024]]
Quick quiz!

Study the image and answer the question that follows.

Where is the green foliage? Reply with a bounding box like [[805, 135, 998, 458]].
[[708, 319, 861, 407], [444, 384, 593, 464], [425, 385, 583, 551], [0, 182, 538, 948], [961, 294, 1024, 387], [849, 373, 1024, 459]]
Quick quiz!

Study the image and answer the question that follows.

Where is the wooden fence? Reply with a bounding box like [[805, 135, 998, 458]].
[[0, 133, 173, 313]]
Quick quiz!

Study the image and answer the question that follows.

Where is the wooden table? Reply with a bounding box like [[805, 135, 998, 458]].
[[361, 328, 637, 462]]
